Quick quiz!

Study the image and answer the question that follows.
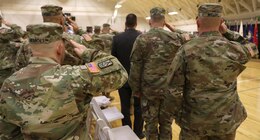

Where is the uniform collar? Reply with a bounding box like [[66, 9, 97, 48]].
[[29, 57, 59, 65], [199, 31, 222, 37], [151, 27, 164, 30]]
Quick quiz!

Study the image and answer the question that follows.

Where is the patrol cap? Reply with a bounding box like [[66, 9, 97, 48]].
[[94, 26, 101, 30], [198, 3, 223, 17], [0, 28, 19, 43], [86, 26, 93, 31], [41, 5, 63, 16], [102, 23, 110, 28], [150, 7, 166, 19], [26, 23, 63, 44]]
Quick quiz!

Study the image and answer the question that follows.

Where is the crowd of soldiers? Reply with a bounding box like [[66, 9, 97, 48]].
[[0, 2, 258, 140]]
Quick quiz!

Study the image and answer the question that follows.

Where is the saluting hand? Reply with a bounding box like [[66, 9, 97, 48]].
[[82, 34, 92, 42], [219, 23, 228, 34], [69, 40, 87, 57]]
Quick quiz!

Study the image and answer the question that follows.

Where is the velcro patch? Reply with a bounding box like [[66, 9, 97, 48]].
[[98, 60, 113, 69], [86, 62, 100, 73]]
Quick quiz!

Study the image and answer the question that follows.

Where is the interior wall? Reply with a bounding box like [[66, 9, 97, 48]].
[[2, 12, 149, 33], [0, 0, 150, 32], [175, 24, 197, 33]]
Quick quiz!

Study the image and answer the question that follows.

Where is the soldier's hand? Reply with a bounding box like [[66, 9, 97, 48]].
[[69, 40, 87, 57], [67, 17, 79, 33], [2, 19, 12, 27], [164, 22, 175, 32], [82, 34, 92, 42], [219, 23, 228, 34]]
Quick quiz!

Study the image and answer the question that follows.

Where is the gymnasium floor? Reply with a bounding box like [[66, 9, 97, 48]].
[[108, 60, 260, 140]]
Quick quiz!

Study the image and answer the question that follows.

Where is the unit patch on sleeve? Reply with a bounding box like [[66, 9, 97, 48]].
[[86, 62, 100, 73], [98, 59, 113, 69]]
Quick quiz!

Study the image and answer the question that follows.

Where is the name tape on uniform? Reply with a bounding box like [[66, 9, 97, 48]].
[[98, 59, 113, 69]]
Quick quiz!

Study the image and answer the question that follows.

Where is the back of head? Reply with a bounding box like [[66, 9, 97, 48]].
[[197, 3, 223, 29], [125, 13, 137, 28], [41, 5, 63, 24], [103, 23, 110, 28], [102, 23, 110, 33], [150, 7, 166, 23], [86, 26, 93, 33], [27, 22, 65, 63], [94, 26, 101, 34]]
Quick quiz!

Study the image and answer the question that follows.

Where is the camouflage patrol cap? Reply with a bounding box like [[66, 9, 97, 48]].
[[26, 22, 63, 44], [41, 5, 63, 16], [198, 3, 223, 17], [0, 28, 18, 43], [103, 23, 110, 28], [94, 26, 101, 30], [150, 7, 166, 18]]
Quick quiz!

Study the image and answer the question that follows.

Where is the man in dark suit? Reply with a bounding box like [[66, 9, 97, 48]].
[[111, 13, 144, 139]]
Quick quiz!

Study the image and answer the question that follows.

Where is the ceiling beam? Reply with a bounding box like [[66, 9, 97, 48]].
[[234, 0, 241, 14], [238, 0, 253, 12], [252, 0, 257, 11], [222, 1, 237, 14], [224, 10, 260, 20], [222, 4, 227, 15]]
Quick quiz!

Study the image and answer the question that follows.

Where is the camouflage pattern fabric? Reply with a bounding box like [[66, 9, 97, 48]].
[[179, 130, 236, 140], [15, 29, 92, 67], [41, 5, 63, 16], [0, 24, 26, 86], [128, 27, 183, 140], [0, 41, 18, 86], [95, 33, 114, 54], [166, 30, 253, 137], [0, 48, 128, 139], [129, 27, 183, 99], [26, 23, 63, 44], [75, 28, 86, 36], [15, 42, 31, 71], [150, 7, 166, 18], [198, 3, 223, 17]]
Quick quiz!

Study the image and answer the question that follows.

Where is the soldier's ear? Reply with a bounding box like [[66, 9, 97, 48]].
[[56, 41, 64, 55], [196, 19, 200, 28]]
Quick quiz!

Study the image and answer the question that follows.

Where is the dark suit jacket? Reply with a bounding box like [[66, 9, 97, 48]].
[[112, 28, 141, 88]]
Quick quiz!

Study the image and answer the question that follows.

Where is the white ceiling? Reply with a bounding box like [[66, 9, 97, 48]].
[[0, 0, 260, 26]]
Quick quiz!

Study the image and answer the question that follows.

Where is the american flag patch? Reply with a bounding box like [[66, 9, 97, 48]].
[[86, 62, 100, 73]]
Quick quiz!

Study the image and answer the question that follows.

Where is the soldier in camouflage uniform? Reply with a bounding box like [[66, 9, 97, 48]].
[[166, 3, 257, 140], [0, 19, 27, 86], [128, 7, 185, 140], [91, 23, 116, 100], [92, 25, 101, 38], [15, 5, 101, 69], [0, 23, 128, 140]]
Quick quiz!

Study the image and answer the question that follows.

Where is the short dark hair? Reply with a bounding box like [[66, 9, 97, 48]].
[[125, 13, 137, 28]]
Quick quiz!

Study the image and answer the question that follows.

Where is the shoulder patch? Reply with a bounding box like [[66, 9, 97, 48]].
[[86, 62, 100, 73], [98, 59, 113, 69]]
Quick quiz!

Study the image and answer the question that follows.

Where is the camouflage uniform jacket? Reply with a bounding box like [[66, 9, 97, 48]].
[[9, 24, 27, 38], [128, 27, 183, 100], [0, 42, 19, 87], [0, 49, 128, 140], [0, 24, 27, 86], [93, 33, 114, 54], [15, 32, 100, 70], [167, 30, 253, 136]]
